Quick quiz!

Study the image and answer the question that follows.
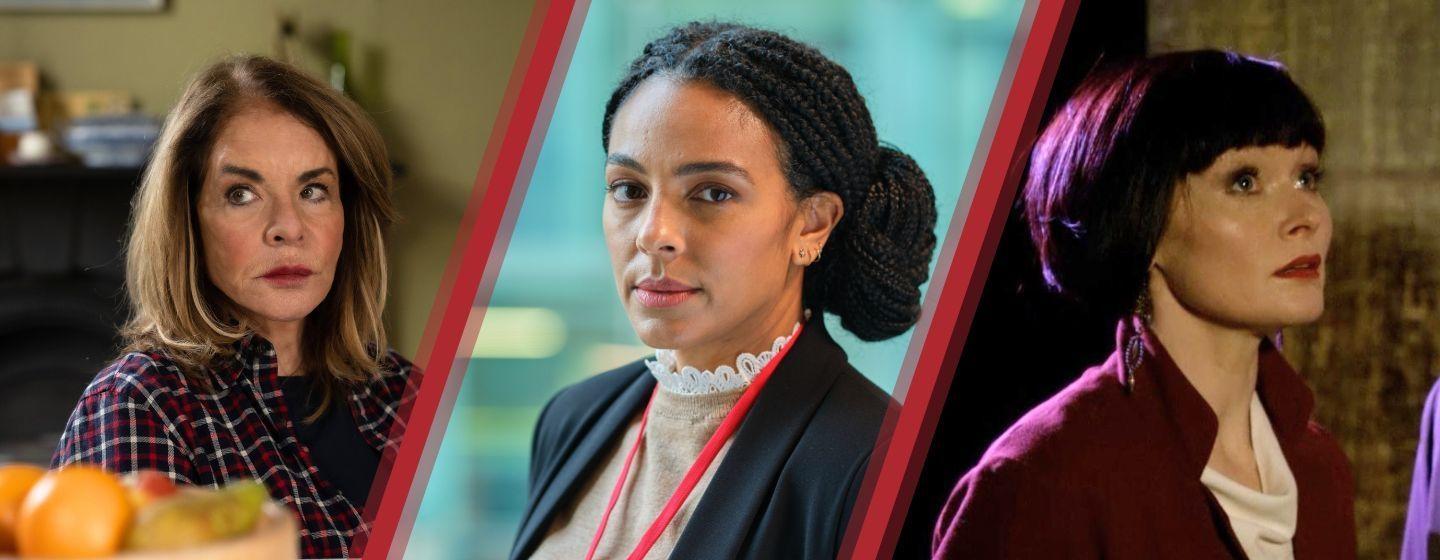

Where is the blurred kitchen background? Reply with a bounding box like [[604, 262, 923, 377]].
[[407, 0, 1025, 557], [0, 0, 531, 464]]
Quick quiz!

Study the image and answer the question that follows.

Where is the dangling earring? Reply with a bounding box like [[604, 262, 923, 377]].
[[1123, 280, 1153, 392], [1135, 288, 1153, 325]]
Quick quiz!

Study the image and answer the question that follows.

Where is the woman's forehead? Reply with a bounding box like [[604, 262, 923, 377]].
[[207, 108, 336, 177], [607, 79, 780, 174]]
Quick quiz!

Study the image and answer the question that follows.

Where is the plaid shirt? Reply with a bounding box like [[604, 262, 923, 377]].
[[52, 335, 421, 559]]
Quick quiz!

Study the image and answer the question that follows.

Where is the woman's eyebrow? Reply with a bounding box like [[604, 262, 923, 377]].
[[606, 153, 645, 172], [220, 164, 264, 182], [675, 160, 752, 182], [297, 167, 337, 183]]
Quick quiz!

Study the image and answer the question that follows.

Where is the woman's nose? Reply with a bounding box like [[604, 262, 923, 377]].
[[1282, 188, 1328, 240], [264, 197, 306, 245], [635, 198, 684, 259]]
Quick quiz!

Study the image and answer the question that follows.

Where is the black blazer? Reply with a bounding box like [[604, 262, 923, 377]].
[[511, 317, 892, 559]]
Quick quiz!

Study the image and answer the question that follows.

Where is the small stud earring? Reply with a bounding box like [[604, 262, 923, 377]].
[[798, 248, 808, 260]]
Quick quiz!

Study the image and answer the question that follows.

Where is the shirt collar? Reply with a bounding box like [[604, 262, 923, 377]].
[[215, 333, 277, 388], [1115, 316, 1317, 475]]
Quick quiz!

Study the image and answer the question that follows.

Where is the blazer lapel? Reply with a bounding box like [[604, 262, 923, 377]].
[[670, 318, 849, 558], [511, 365, 654, 560]]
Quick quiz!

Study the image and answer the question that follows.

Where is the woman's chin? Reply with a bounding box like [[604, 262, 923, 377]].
[[1272, 298, 1326, 328], [630, 315, 701, 351], [239, 301, 323, 328]]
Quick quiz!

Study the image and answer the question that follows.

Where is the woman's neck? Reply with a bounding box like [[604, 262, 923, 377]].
[[253, 318, 305, 377], [1148, 276, 1266, 488], [673, 299, 805, 374]]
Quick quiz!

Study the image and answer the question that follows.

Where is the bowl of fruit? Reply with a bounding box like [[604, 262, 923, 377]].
[[0, 464, 297, 559]]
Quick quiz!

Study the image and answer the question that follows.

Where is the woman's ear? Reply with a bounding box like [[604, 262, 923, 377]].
[[792, 191, 843, 266]]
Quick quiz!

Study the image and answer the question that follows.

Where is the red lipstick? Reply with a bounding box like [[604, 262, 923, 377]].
[[633, 277, 699, 308], [1274, 254, 1322, 279], [260, 265, 314, 287]]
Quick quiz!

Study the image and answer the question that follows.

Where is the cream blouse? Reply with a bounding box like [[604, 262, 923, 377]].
[[1200, 394, 1298, 560]]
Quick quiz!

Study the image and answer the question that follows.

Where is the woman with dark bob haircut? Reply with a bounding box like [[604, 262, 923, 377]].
[[512, 22, 937, 559], [933, 51, 1355, 558]]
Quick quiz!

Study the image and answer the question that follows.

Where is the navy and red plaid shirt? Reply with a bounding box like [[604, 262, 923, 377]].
[[52, 335, 421, 559]]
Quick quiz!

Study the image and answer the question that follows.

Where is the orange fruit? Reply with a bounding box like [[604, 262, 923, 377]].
[[16, 465, 133, 558], [0, 463, 45, 553]]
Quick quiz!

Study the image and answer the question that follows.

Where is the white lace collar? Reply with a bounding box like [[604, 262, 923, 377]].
[[645, 321, 803, 395]]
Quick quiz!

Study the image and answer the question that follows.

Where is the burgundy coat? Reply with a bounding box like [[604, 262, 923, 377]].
[[933, 319, 1356, 559]]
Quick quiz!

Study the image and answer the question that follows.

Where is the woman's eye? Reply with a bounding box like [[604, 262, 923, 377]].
[[696, 186, 734, 203], [1229, 173, 1259, 194], [226, 186, 257, 205], [301, 184, 331, 201], [607, 182, 646, 202], [1298, 169, 1323, 191]]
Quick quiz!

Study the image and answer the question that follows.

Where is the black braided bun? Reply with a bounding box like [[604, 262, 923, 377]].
[[602, 22, 938, 341]]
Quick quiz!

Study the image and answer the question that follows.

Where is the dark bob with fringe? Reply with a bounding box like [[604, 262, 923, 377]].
[[1025, 49, 1326, 319]]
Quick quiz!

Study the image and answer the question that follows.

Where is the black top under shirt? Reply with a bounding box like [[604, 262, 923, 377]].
[[280, 375, 381, 507]]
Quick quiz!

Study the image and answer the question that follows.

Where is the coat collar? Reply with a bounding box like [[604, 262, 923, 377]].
[[1115, 316, 1318, 477], [511, 361, 656, 560], [670, 314, 852, 557]]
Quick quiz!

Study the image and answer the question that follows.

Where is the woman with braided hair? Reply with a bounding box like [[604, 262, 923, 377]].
[[511, 22, 937, 559]]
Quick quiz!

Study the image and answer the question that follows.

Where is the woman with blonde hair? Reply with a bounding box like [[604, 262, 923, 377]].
[[53, 55, 418, 558]]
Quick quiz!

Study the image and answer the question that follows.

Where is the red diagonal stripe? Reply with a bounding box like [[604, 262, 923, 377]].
[[357, 0, 583, 557], [839, 0, 1081, 557]]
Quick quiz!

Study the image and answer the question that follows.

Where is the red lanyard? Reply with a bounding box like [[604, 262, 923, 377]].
[[584, 323, 804, 560]]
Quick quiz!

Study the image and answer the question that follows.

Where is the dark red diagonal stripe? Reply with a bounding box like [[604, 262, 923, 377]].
[[357, 0, 583, 557], [839, 0, 1081, 557]]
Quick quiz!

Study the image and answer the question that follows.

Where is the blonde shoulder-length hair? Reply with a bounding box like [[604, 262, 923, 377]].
[[124, 54, 398, 406]]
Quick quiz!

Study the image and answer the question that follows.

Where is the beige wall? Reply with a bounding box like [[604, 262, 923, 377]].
[[0, 0, 533, 356], [1152, 1, 1440, 557]]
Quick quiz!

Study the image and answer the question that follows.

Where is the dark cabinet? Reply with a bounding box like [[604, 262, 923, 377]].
[[0, 166, 140, 464]]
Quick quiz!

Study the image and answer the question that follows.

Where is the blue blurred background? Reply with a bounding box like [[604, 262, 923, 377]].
[[408, 0, 1022, 557]]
